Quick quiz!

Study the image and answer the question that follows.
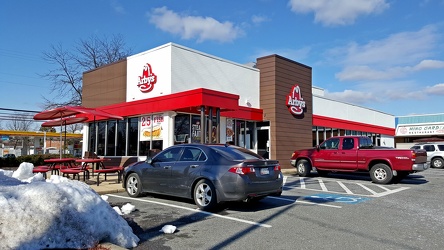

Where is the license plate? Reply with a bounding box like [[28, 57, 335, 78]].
[[260, 168, 269, 175]]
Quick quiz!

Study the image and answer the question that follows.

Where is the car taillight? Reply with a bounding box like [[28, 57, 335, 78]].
[[411, 151, 416, 159], [228, 166, 255, 175], [274, 165, 281, 171]]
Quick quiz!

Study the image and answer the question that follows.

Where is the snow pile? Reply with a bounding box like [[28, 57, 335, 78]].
[[0, 163, 139, 249]]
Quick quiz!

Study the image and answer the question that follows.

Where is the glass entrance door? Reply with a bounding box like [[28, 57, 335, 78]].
[[257, 125, 270, 159]]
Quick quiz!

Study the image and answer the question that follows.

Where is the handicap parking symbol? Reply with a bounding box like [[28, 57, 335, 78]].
[[303, 193, 370, 204]]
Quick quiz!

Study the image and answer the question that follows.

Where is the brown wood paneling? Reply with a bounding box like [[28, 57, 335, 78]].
[[82, 59, 127, 108], [257, 55, 312, 169]]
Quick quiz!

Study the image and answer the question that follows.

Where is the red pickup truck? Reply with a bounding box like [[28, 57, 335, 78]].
[[290, 136, 428, 184]]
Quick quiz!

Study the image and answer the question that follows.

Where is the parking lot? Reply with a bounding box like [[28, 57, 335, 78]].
[[107, 168, 444, 250]]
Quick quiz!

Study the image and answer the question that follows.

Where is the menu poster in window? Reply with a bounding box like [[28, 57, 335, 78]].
[[140, 114, 164, 141], [226, 119, 234, 142], [191, 116, 201, 143]]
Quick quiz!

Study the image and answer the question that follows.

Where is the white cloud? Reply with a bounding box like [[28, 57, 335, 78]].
[[111, 0, 126, 15], [147, 7, 244, 43], [251, 15, 270, 25], [288, 0, 389, 26], [324, 89, 379, 104], [324, 80, 430, 105], [424, 83, 444, 95], [341, 26, 437, 66], [332, 26, 440, 81], [413, 60, 444, 71], [336, 66, 406, 81]]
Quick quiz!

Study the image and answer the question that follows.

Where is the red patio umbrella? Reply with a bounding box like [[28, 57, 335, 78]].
[[34, 106, 123, 158], [41, 117, 89, 127]]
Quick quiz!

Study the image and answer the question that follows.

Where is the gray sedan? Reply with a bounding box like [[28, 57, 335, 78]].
[[122, 144, 283, 210]]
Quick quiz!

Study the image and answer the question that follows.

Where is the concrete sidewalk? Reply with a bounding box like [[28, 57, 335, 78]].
[[83, 173, 125, 195]]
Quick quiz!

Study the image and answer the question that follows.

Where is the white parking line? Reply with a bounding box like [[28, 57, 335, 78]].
[[299, 177, 306, 189], [267, 196, 342, 208], [107, 194, 272, 228], [337, 181, 354, 194], [356, 183, 378, 195], [318, 179, 327, 191], [372, 186, 410, 198]]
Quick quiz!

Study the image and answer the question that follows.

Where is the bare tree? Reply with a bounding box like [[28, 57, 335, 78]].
[[6, 113, 36, 151], [41, 34, 132, 109], [7, 113, 36, 131]]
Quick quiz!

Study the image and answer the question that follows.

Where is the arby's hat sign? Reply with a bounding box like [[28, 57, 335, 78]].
[[286, 84, 306, 115], [137, 63, 157, 93]]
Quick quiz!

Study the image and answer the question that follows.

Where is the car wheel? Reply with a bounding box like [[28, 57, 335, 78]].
[[126, 173, 143, 198], [296, 159, 311, 177], [370, 163, 393, 184], [317, 170, 329, 177], [194, 179, 217, 211], [432, 158, 444, 169]]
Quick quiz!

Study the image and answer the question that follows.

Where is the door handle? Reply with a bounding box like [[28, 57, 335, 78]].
[[163, 166, 171, 169], [190, 165, 199, 168]]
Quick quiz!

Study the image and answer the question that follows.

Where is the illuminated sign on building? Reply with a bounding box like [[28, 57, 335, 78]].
[[286, 84, 306, 116]]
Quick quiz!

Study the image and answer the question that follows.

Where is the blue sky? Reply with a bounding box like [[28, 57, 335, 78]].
[[1, 0, 444, 118]]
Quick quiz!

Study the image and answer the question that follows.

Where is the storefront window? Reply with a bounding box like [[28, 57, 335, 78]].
[[88, 123, 96, 154], [116, 119, 126, 156], [106, 120, 116, 156], [96, 122, 106, 156], [174, 114, 191, 144], [127, 117, 138, 156]]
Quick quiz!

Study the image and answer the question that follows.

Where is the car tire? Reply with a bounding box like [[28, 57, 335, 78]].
[[432, 158, 444, 169], [370, 163, 393, 184], [126, 173, 143, 198], [296, 159, 311, 177], [194, 179, 217, 211]]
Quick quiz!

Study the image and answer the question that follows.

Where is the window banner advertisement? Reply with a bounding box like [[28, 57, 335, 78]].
[[191, 115, 201, 143], [140, 114, 164, 141], [226, 119, 234, 142]]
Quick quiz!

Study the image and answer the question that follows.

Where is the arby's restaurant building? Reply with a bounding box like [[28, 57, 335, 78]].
[[80, 43, 395, 169]]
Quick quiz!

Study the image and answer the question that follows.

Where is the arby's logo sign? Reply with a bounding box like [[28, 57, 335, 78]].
[[286, 84, 306, 115], [137, 63, 157, 93]]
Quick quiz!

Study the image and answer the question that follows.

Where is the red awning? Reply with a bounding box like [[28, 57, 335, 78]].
[[89, 88, 264, 121]]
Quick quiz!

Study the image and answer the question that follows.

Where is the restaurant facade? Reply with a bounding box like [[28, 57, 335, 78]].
[[80, 43, 395, 169]]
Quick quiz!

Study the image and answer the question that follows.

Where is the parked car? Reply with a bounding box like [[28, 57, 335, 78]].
[[122, 144, 283, 210], [410, 142, 444, 168], [290, 136, 428, 184], [2, 154, 16, 159]]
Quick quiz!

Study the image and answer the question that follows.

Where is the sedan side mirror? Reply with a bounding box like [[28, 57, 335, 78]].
[[146, 157, 153, 164]]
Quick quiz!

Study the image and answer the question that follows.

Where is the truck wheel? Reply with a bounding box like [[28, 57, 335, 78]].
[[431, 158, 444, 168], [296, 159, 311, 177], [370, 164, 393, 184]]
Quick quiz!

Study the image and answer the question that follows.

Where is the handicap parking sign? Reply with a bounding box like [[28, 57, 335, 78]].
[[303, 193, 370, 204]]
